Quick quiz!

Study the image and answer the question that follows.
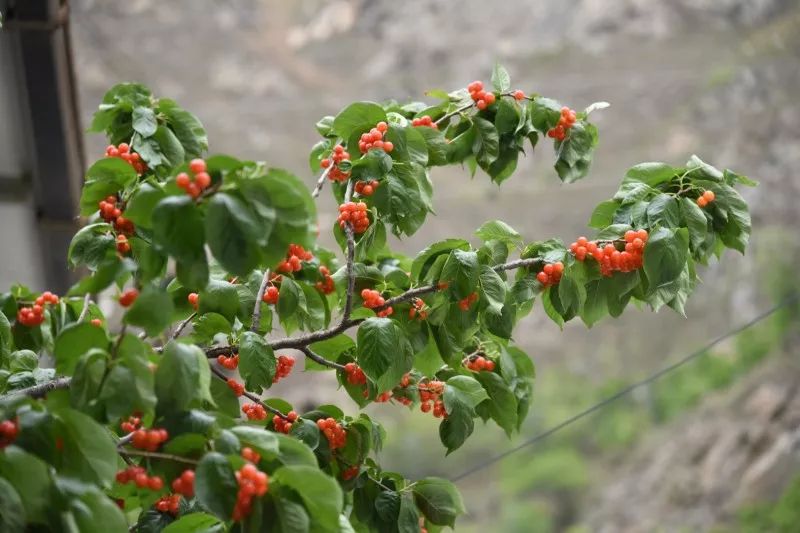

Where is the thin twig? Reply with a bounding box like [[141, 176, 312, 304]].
[[311, 164, 334, 199], [298, 346, 346, 371], [172, 313, 196, 340], [435, 102, 475, 125], [119, 448, 199, 465], [251, 269, 271, 333], [76, 293, 91, 322], [208, 363, 288, 419]]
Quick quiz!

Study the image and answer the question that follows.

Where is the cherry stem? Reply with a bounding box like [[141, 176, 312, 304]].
[[121, 448, 199, 465], [298, 346, 346, 371], [172, 313, 196, 340], [76, 294, 92, 323], [208, 363, 288, 420], [251, 269, 271, 333]]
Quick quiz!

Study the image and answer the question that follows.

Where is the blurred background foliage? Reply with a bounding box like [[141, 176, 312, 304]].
[[62, 0, 800, 530]]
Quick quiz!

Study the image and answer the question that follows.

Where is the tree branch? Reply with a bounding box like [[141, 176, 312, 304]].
[[172, 313, 196, 340], [208, 363, 288, 419], [311, 164, 334, 199], [119, 448, 199, 465], [251, 269, 271, 332], [1, 377, 72, 399], [435, 102, 475, 125], [76, 293, 92, 322], [298, 346, 346, 371]]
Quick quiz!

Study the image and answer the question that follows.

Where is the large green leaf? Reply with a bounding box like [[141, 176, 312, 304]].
[[78, 158, 138, 216], [443, 375, 489, 413], [356, 318, 413, 393], [53, 322, 109, 375], [56, 408, 118, 487], [67, 223, 115, 270], [0, 478, 24, 533], [155, 342, 213, 414], [151, 196, 206, 262], [474, 372, 518, 436], [123, 283, 175, 336], [272, 465, 344, 533], [643, 227, 689, 291], [195, 452, 239, 520], [205, 193, 264, 276], [440, 250, 479, 299], [238, 331, 277, 391], [412, 477, 465, 528], [0, 447, 52, 523]]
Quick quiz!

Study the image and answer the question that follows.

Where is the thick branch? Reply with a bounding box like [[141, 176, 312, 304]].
[[298, 346, 346, 371], [251, 269, 271, 332], [1, 377, 72, 399]]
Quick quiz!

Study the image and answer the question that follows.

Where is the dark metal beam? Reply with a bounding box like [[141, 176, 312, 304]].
[[2, 0, 85, 293]]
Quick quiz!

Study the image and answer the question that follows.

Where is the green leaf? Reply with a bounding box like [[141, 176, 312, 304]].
[[491, 63, 511, 92], [195, 452, 239, 520], [356, 318, 413, 393], [275, 496, 311, 533], [79, 158, 138, 216], [680, 197, 708, 251], [580, 280, 609, 327], [646, 193, 682, 228], [98, 338, 157, 421], [162, 513, 223, 533], [68, 223, 115, 270], [443, 375, 489, 412], [478, 265, 507, 314], [0, 477, 24, 533], [473, 117, 499, 167], [474, 371, 518, 436], [230, 426, 280, 455], [529, 97, 561, 132], [0, 447, 52, 523], [415, 126, 449, 166], [205, 193, 264, 276], [123, 284, 175, 336], [438, 404, 475, 455], [332, 102, 387, 141], [124, 182, 166, 229], [155, 341, 213, 414], [239, 331, 277, 391], [494, 99, 519, 135], [67, 485, 128, 533], [440, 250, 479, 299], [643, 227, 689, 291], [159, 99, 209, 158], [69, 349, 107, 413], [277, 278, 305, 334], [57, 408, 118, 487], [152, 125, 186, 167], [474, 220, 522, 248], [385, 126, 429, 166], [53, 322, 109, 375], [152, 196, 206, 262], [0, 311, 11, 366], [132, 106, 158, 137], [588, 200, 619, 229], [625, 162, 678, 186], [412, 477, 465, 528], [272, 465, 344, 532], [557, 264, 587, 316], [199, 279, 240, 322], [192, 312, 232, 344]]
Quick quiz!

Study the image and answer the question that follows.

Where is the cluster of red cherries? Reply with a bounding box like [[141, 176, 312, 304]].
[[361, 289, 393, 317], [465, 354, 496, 372], [17, 291, 59, 327], [341, 465, 360, 481], [344, 362, 367, 386], [227, 378, 245, 397], [171, 469, 195, 498], [419, 380, 447, 418], [317, 418, 347, 450], [358, 122, 394, 154], [242, 403, 267, 421], [355, 179, 381, 197], [217, 353, 239, 370], [273, 355, 295, 383], [232, 464, 269, 521], [277, 244, 313, 274], [155, 495, 181, 516], [411, 115, 438, 129], [547, 106, 578, 141], [338, 201, 371, 234], [0, 419, 19, 449], [320, 145, 351, 183], [467, 81, 496, 110], [106, 143, 147, 175], [262, 284, 279, 305], [696, 189, 716, 207], [315, 265, 335, 295], [120, 413, 142, 434], [97, 195, 135, 254], [408, 298, 429, 320], [570, 229, 649, 277], [273, 411, 299, 434], [115, 466, 163, 491], [175, 158, 212, 199], [131, 428, 169, 451], [535, 262, 564, 288], [457, 292, 479, 311]]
